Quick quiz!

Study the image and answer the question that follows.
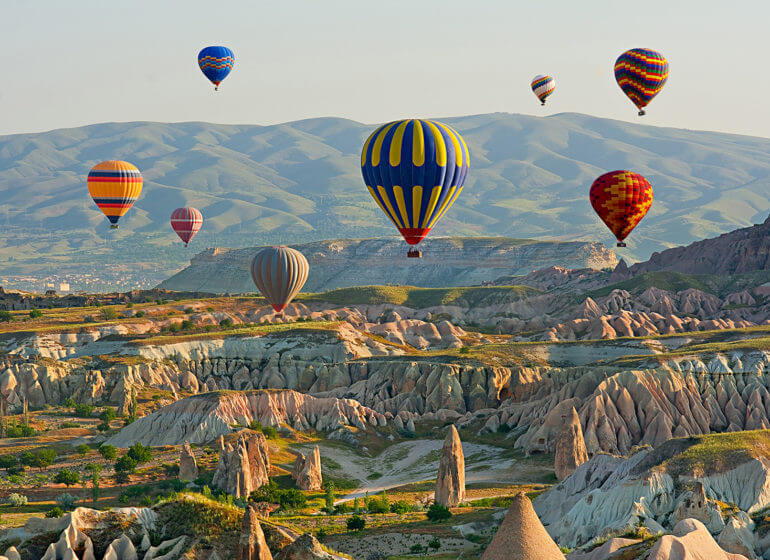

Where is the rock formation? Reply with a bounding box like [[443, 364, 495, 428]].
[[554, 407, 588, 480], [434, 425, 465, 507], [212, 431, 270, 498], [566, 538, 640, 560], [648, 519, 749, 560], [292, 446, 322, 491], [238, 503, 273, 560], [179, 441, 198, 481], [481, 493, 565, 560], [275, 534, 334, 560]]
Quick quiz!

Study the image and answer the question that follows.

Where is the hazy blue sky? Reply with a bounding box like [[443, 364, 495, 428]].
[[2, 0, 767, 137]]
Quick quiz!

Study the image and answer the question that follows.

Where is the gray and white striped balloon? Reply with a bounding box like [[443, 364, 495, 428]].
[[250, 246, 309, 312]]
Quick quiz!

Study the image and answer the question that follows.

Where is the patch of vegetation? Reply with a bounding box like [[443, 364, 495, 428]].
[[426, 504, 452, 522]]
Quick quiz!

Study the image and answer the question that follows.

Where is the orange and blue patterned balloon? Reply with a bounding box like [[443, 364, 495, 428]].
[[361, 119, 469, 251], [589, 170, 653, 247], [614, 48, 668, 116], [198, 46, 234, 91], [87, 161, 143, 229], [531, 75, 555, 105]]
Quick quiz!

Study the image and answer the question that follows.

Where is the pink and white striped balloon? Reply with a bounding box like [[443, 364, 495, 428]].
[[170, 207, 203, 247]]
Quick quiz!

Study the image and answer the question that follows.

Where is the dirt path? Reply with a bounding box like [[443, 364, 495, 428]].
[[294, 439, 521, 503]]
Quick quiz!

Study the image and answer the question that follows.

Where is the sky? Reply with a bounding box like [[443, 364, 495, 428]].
[[1, 0, 768, 138]]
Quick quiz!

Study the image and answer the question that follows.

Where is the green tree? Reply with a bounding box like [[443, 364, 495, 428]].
[[0, 455, 17, 472], [127, 443, 152, 464], [261, 426, 278, 439], [98, 407, 116, 423], [324, 482, 335, 512], [63, 397, 75, 408], [0, 310, 13, 322], [278, 489, 306, 510], [73, 403, 93, 418], [54, 468, 80, 488], [98, 445, 117, 461], [115, 455, 138, 474], [75, 444, 90, 456], [346, 515, 365, 531], [29, 308, 43, 319], [31, 448, 56, 471], [428, 537, 441, 551], [426, 503, 452, 522], [85, 464, 102, 505], [101, 307, 118, 320]]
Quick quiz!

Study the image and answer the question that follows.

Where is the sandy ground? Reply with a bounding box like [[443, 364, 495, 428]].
[[294, 439, 522, 503]]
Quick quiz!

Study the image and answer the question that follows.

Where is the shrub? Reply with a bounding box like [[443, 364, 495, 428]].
[[54, 468, 80, 487], [346, 515, 365, 531], [389, 500, 412, 514], [45, 506, 64, 518], [428, 537, 441, 551], [219, 318, 233, 328], [249, 420, 263, 431], [99, 408, 117, 423], [0, 310, 13, 322], [60, 421, 79, 429], [0, 455, 17, 472], [458, 345, 470, 354], [261, 426, 277, 439], [335, 501, 350, 514], [75, 444, 90, 456], [99, 445, 117, 460], [115, 455, 138, 473], [73, 403, 94, 418], [278, 489, 306, 509], [63, 397, 75, 408], [97, 421, 111, 432], [7, 465, 25, 476], [6, 425, 36, 437], [114, 470, 130, 484], [83, 315, 95, 323], [101, 307, 118, 320], [184, 308, 194, 314], [134, 310, 146, 318], [367, 492, 389, 514], [317, 527, 327, 541], [29, 308, 43, 319], [31, 448, 56, 470], [426, 503, 452, 522], [127, 442, 152, 464], [55, 493, 77, 510], [180, 320, 195, 331], [409, 544, 425, 554], [8, 493, 28, 507]]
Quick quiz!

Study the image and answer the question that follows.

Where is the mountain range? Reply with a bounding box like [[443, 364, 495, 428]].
[[1, 112, 769, 286]]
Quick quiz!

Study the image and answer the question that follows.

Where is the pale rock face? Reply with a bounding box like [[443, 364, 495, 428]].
[[179, 441, 198, 482], [212, 431, 270, 499], [103, 534, 137, 560], [293, 446, 322, 491], [648, 519, 749, 560], [554, 407, 589, 481], [717, 512, 757, 559], [238, 503, 273, 560], [481, 493, 565, 560], [275, 533, 335, 560], [435, 425, 465, 507], [566, 538, 640, 560]]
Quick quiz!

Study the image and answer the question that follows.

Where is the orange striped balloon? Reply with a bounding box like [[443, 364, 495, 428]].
[[87, 161, 143, 228]]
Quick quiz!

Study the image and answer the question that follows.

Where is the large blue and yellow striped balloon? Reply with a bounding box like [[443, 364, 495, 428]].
[[361, 119, 469, 246]]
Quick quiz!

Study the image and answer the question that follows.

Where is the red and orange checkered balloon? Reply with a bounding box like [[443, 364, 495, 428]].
[[589, 170, 653, 246]]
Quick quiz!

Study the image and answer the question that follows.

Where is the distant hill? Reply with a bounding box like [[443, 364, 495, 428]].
[[1, 112, 769, 287], [158, 236, 617, 293]]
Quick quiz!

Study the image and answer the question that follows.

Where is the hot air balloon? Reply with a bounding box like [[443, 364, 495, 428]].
[[590, 170, 653, 247], [614, 48, 668, 116], [170, 207, 203, 247], [87, 161, 143, 229], [198, 46, 235, 91], [251, 246, 309, 313], [361, 119, 470, 258], [531, 75, 555, 105]]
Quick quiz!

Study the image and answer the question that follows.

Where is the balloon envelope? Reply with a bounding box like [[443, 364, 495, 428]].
[[87, 161, 143, 228], [614, 48, 668, 115], [590, 170, 653, 246], [361, 119, 470, 246], [531, 75, 555, 105], [198, 46, 234, 89], [251, 246, 309, 313], [170, 207, 203, 246]]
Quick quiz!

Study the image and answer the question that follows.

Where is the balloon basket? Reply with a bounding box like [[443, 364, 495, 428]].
[[407, 249, 422, 258], [110, 225, 119, 229], [638, 110, 646, 116], [541, 102, 546, 106], [616, 242, 627, 248]]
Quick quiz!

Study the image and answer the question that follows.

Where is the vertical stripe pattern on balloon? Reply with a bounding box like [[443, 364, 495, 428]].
[[360, 119, 470, 246], [251, 246, 310, 313]]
